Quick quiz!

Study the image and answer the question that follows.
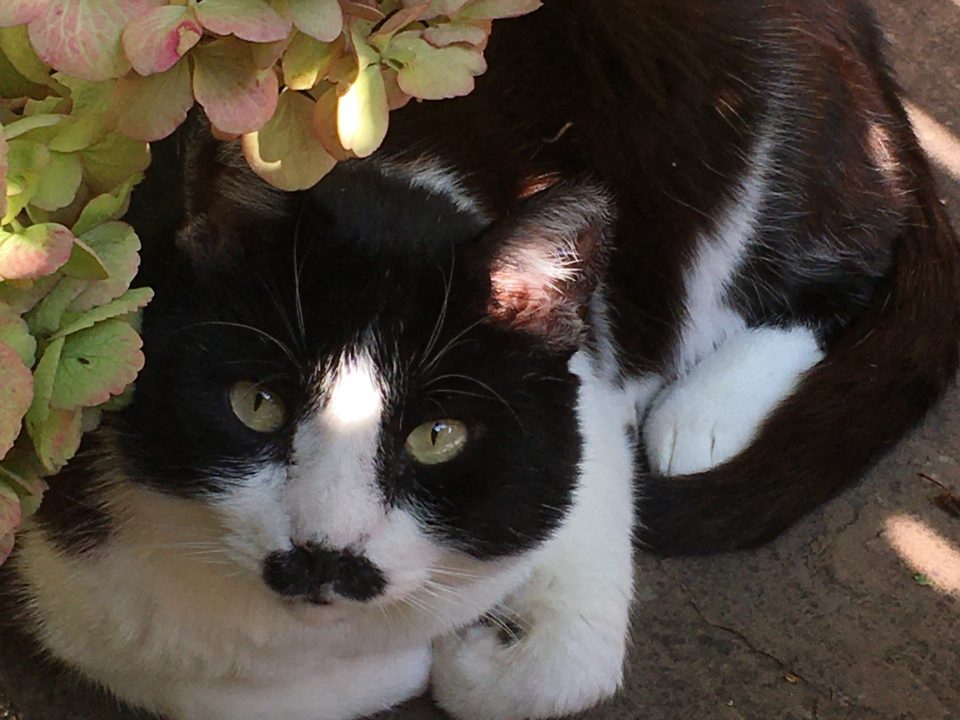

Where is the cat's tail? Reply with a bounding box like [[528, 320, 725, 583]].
[[636, 134, 960, 557]]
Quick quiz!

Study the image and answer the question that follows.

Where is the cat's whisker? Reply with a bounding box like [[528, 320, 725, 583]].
[[424, 373, 525, 432], [291, 208, 309, 351], [258, 271, 306, 358], [421, 253, 455, 366], [426, 564, 486, 582], [421, 317, 486, 375], [172, 321, 301, 367]]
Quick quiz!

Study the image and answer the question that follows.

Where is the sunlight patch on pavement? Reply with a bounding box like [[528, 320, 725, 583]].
[[885, 513, 960, 597]]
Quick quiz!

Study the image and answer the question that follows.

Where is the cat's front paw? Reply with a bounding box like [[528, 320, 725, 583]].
[[644, 326, 823, 476], [431, 602, 624, 720]]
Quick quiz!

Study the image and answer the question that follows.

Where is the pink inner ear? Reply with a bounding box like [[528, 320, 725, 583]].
[[486, 239, 588, 347]]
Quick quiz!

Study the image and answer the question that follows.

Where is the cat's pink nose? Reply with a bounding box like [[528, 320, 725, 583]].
[[262, 542, 386, 604]]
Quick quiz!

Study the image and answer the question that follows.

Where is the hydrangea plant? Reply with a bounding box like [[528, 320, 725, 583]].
[[0, 0, 542, 562]]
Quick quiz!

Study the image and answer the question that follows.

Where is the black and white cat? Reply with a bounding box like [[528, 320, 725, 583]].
[[6, 1, 959, 720]]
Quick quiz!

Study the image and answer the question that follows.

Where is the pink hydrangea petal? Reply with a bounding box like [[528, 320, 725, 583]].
[[418, 0, 471, 20], [423, 22, 489, 48], [193, 38, 279, 135], [0, 0, 50, 28], [0, 223, 75, 281], [122, 5, 202, 76], [0, 131, 7, 221], [0, 531, 14, 566], [288, 0, 343, 43], [242, 91, 336, 191], [28, 0, 163, 81], [0, 341, 33, 458], [0, 482, 21, 564], [195, 0, 291, 43], [117, 59, 194, 141]]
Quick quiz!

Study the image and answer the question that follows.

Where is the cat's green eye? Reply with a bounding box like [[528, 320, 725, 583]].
[[229, 381, 287, 434], [405, 420, 469, 465]]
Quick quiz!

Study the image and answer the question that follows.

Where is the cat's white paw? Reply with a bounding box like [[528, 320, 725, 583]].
[[645, 326, 823, 476], [431, 588, 625, 720]]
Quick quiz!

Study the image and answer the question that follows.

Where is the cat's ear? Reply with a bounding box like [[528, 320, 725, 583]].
[[481, 181, 615, 351], [176, 112, 291, 265]]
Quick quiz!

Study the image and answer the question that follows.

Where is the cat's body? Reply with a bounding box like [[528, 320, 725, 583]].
[[5, 2, 958, 720]]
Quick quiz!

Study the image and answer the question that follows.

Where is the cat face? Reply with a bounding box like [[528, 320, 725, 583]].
[[119, 154, 612, 608]]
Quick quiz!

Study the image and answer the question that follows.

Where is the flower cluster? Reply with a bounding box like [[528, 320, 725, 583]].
[[0, 0, 541, 561]]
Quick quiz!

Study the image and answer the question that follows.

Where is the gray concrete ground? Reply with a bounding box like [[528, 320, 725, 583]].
[[3, 0, 959, 718]]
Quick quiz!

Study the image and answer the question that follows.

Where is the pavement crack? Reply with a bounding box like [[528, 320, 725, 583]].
[[808, 501, 867, 560], [657, 560, 828, 700]]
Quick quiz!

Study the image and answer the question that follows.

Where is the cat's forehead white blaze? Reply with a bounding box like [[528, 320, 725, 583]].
[[282, 348, 387, 549], [324, 353, 383, 426]]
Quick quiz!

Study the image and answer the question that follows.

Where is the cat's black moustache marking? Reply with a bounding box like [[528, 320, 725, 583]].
[[262, 545, 387, 604]]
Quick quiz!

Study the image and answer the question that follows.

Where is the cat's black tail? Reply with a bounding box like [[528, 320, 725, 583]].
[[636, 123, 960, 557]]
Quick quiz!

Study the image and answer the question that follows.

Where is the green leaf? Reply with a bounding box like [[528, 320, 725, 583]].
[[913, 573, 933, 587], [24, 97, 70, 116], [0, 223, 75, 281], [121, 4, 202, 76], [61, 234, 110, 281], [250, 36, 292, 71], [337, 65, 389, 158], [288, 0, 343, 42], [389, 32, 486, 100], [242, 90, 336, 190], [0, 452, 47, 518], [0, 275, 58, 315], [0, 26, 57, 88], [195, 0, 291, 43], [424, 0, 471, 18], [0, 123, 7, 221], [0, 42, 46, 99], [370, 3, 430, 45], [0, 340, 33, 458], [1, 114, 63, 141], [4, 139, 50, 223], [26, 0, 162, 82], [423, 21, 488, 47], [71, 174, 141, 236], [51, 318, 145, 409], [282, 32, 341, 90], [52, 287, 152, 339], [80, 131, 150, 195], [69, 222, 140, 312], [26, 277, 86, 336], [116, 58, 194, 141], [312, 83, 351, 160], [193, 37, 280, 135], [0, 301, 37, 366], [339, 0, 385, 22], [47, 77, 117, 153], [47, 115, 113, 155], [31, 151, 83, 211], [33, 406, 83, 474], [99, 384, 134, 412]]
